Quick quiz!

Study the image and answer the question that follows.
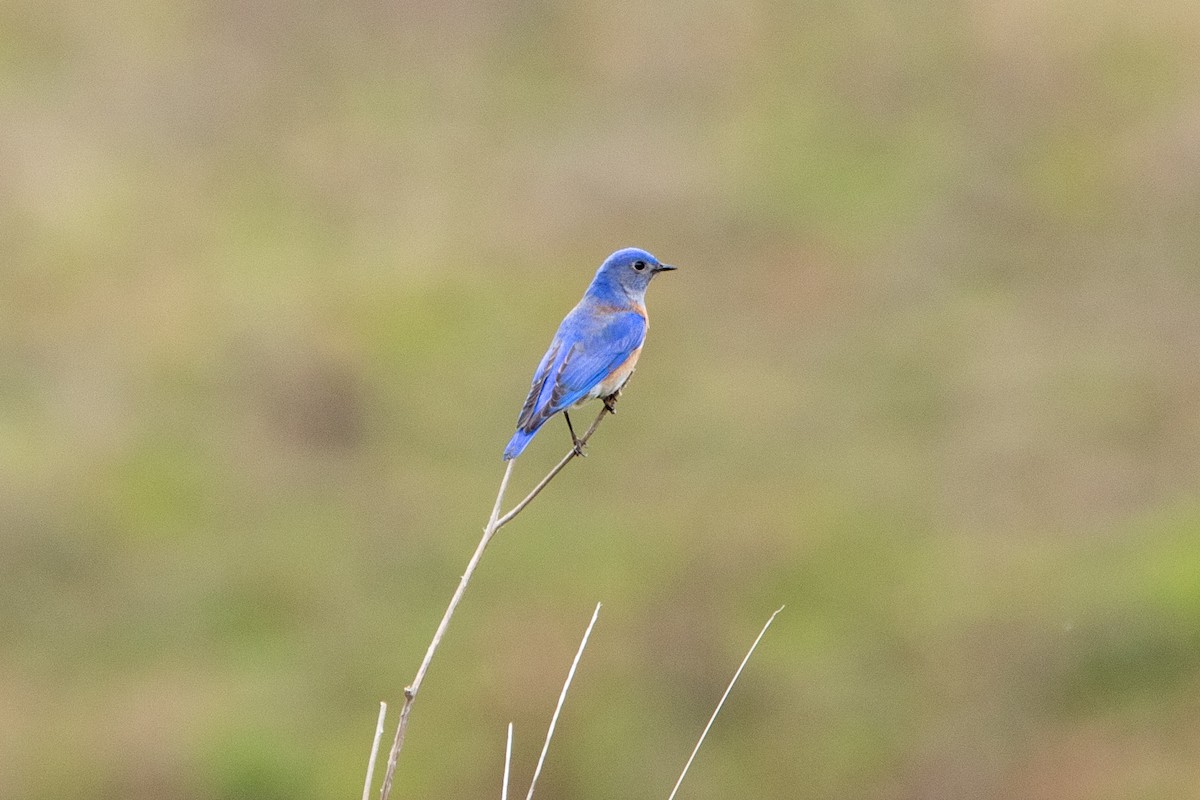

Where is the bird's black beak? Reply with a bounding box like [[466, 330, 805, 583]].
[[654, 263, 677, 273]]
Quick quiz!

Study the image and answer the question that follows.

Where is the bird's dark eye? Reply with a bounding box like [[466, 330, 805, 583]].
[[633, 260, 647, 271]]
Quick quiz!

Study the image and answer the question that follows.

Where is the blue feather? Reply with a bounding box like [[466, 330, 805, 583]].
[[503, 310, 646, 460], [502, 247, 671, 460], [503, 428, 537, 461]]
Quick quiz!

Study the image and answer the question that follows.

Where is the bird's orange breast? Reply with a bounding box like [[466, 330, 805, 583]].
[[592, 345, 643, 399]]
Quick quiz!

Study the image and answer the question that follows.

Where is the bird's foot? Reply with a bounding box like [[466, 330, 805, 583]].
[[603, 392, 620, 414], [564, 410, 586, 456]]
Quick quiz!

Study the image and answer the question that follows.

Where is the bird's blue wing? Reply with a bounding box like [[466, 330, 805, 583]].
[[504, 310, 645, 460]]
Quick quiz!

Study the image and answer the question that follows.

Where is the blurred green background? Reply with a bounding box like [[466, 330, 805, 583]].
[[4, 1, 1200, 798]]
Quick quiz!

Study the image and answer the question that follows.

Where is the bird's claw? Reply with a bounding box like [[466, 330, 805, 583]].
[[572, 440, 587, 457]]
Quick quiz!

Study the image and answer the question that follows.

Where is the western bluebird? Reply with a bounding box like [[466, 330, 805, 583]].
[[503, 247, 676, 461]]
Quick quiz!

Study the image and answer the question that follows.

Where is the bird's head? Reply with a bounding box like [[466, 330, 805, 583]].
[[594, 247, 676, 299]]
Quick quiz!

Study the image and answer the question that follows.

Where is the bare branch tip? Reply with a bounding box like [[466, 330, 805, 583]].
[[361, 702, 389, 800], [525, 603, 603, 800], [502, 722, 514, 800], [666, 605, 785, 800]]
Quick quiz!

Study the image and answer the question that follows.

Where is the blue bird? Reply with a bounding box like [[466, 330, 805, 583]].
[[503, 247, 676, 461]]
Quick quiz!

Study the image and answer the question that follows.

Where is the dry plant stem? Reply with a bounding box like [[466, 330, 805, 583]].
[[362, 702, 388, 800], [497, 407, 609, 528], [526, 602, 602, 800], [502, 722, 514, 800], [667, 606, 785, 800], [379, 404, 611, 800], [379, 459, 514, 799]]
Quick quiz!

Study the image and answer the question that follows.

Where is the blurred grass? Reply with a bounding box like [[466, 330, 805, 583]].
[[3, 1, 1200, 798]]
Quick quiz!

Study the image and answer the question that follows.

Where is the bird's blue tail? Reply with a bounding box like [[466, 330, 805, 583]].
[[503, 428, 536, 461]]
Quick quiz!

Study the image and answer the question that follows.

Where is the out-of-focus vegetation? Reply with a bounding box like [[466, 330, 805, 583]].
[[3, 1, 1200, 798]]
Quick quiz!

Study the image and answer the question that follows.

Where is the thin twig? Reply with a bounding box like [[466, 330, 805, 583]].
[[379, 459, 514, 798], [667, 606, 785, 800], [526, 602, 602, 800], [496, 450, 575, 529], [502, 722, 514, 800], [380, 404, 612, 799], [496, 406, 609, 528], [362, 702, 388, 800]]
